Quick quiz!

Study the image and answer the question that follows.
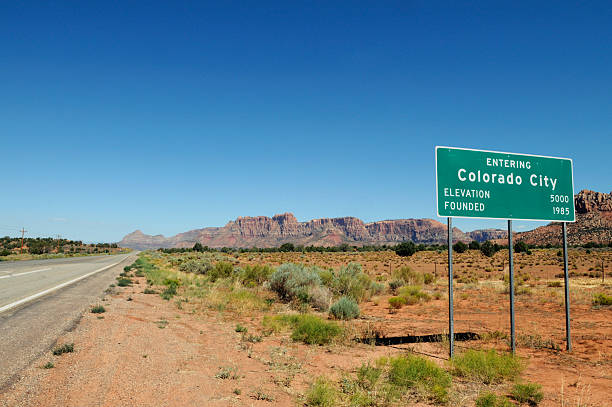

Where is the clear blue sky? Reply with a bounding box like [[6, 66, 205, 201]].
[[1, 1, 611, 243]]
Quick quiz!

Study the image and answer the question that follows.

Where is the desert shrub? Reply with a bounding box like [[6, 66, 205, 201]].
[[116, 277, 132, 287], [160, 278, 180, 300], [511, 382, 543, 405], [547, 281, 562, 287], [388, 296, 407, 309], [394, 241, 416, 257], [388, 279, 405, 293], [291, 315, 343, 345], [370, 281, 385, 295], [329, 296, 360, 320], [481, 241, 497, 257], [179, 259, 212, 275], [514, 241, 530, 254], [469, 240, 481, 250], [331, 263, 371, 301], [453, 241, 468, 253], [240, 264, 273, 287], [592, 293, 612, 306], [385, 354, 452, 403], [209, 261, 235, 282], [263, 314, 342, 345], [398, 285, 430, 304], [316, 268, 334, 286], [90, 305, 106, 314], [268, 263, 322, 303], [451, 349, 522, 384], [392, 267, 433, 286], [52, 343, 74, 356], [306, 377, 337, 407], [308, 285, 333, 311], [475, 392, 513, 407], [205, 287, 268, 314]]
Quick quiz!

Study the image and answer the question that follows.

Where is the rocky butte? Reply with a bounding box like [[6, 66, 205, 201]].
[[517, 189, 612, 245], [119, 190, 611, 250], [119, 213, 505, 250]]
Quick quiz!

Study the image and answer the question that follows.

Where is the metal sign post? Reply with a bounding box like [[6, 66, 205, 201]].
[[562, 222, 572, 351], [448, 217, 454, 358], [435, 146, 576, 353], [508, 220, 516, 353]]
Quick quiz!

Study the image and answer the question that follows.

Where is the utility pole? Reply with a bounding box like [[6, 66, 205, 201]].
[[20, 228, 27, 254], [56, 235, 62, 253]]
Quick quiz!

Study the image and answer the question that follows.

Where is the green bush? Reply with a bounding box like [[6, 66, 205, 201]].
[[160, 277, 180, 300], [306, 377, 337, 406], [392, 267, 433, 286], [388, 279, 405, 293], [264, 314, 343, 345], [330, 263, 371, 301], [453, 241, 468, 253], [369, 281, 385, 296], [316, 268, 334, 286], [388, 296, 407, 309], [451, 349, 522, 384], [511, 382, 544, 405], [116, 277, 132, 287], [209, 261, 235, 282], [306, 377, 338, 407], [481, 241, 497, 257], [592, 293, 612, 306], [268, 263, 322, 303], [514, 241, 529, 253], [90, 305, 106, 314], [469, 240, 481, 250], [179, 259, 212, 275], [475, 392, 513, 407], [291, 315, 343, 345], [329, 296, 360, 320], [386, 354, 452, 403], [398, 285, 430, 305], [394, 241, 416, 257], [53, 343, 74, 356], [240, 264, 273, 287]]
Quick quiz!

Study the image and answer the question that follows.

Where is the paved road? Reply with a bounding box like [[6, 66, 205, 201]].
[[0, 253, 136, 390]]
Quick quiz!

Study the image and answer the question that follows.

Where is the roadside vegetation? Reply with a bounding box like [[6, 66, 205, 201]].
[[0, 235, 128, 261], [113, 244, 612, 406]]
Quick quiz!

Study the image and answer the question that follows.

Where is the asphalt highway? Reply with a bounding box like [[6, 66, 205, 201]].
[[0, 253, 135, 390]]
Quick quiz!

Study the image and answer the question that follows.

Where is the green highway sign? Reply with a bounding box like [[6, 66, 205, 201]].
[[436, 146, 575, 222]]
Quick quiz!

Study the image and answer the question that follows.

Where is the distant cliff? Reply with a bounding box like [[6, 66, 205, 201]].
[[120, 214, 499, 250], [119, 190, 611, 250], [516, 190, 612, 245]]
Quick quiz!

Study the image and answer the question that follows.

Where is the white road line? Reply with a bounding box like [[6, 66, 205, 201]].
[[0, 261, 120, 314], [0, 268, 52, 279]]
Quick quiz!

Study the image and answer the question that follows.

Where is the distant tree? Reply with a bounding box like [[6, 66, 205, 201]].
[[453, 241, 468, 254], [279, 243, 295, 252], [469, 240, 481, 250], [480, 240, 496, 257], [514, 241, 529, 254], [394, 241, 416, 257], [193, 242, 204, 252]]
